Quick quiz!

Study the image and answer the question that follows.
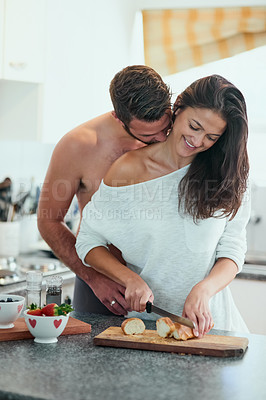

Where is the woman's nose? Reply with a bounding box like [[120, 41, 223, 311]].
[[193, 134, 204, 147]]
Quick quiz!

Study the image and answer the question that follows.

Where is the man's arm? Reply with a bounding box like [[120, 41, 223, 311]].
[[83, 246, 154, 313], [37, 132, 129, 315]]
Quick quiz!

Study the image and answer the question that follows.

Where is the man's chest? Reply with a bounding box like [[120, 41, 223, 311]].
[[77, 147, 128, 208]]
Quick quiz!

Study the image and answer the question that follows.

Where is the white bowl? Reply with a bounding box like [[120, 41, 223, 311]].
[[0, 294, 25, 329], [24, 310, 69, 343]]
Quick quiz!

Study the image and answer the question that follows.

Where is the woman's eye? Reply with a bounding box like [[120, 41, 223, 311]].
[[207, 136, 217, 142], [189, 124, 199, 131]]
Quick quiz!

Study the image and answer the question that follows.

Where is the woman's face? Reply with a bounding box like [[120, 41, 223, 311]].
[[171, 107, 227, 160]]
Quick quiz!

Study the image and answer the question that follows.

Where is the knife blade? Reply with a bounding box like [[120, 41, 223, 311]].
[[146, 301, 195, 329]]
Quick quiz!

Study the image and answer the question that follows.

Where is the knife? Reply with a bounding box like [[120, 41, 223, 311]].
[[146, 301, 195, 329]]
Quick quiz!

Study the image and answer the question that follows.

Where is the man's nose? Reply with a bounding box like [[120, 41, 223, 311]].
[[156, 131, 168, 142]]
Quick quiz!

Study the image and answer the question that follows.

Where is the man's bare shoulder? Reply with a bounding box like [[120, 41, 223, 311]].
[[46, 118, 105, 181], [54, 112, 116, 158], [104, 148, 147, 187], [56, 121, 99, 155]]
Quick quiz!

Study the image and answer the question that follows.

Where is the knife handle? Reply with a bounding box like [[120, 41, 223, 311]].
[[146, 301, 152, 313]]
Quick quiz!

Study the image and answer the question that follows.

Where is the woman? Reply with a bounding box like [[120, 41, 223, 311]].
[[76, 75, 250, 337]]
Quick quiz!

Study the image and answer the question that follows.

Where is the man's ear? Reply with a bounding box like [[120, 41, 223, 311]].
[[111, 111, 125, 126]]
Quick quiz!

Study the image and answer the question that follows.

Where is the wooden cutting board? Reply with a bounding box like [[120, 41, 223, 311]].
[[94, 326, 249, 358], [0, 317, 91, 342]]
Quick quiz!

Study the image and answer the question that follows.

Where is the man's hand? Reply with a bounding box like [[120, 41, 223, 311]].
[[83, 268, 131, 315], [124, 276, 154, 313]]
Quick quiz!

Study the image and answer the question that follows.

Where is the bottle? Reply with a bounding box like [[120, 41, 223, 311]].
[[26, 271, 43, 308], [45, 275, 63, 305]]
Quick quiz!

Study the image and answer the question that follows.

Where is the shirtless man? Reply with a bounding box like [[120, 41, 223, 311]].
[[37, 65, 172, 315]]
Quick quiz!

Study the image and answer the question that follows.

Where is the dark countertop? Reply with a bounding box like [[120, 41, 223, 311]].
[[1, 312, 266, 400], [238, 263, 266, 281]]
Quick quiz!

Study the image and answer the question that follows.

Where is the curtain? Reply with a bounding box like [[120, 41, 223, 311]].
[[142, 7, 266, 76]]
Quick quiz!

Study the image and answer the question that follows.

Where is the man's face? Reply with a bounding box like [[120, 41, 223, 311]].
[[123, 111, 172, 144]]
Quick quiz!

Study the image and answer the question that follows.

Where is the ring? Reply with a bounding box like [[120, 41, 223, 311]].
[[110, 300, 116, 306]]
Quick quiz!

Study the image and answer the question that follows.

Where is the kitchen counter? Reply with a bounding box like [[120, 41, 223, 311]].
[[238, 263, 266, 281], [0, 251, 76, 296], [0, 269, 75, 296], [1, 312, 266, 400], [2, 262, 266, 296]]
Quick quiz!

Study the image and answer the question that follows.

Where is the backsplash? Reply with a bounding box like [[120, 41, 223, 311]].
[[0, 135, 265, 257], [0, 140, 55, 196]]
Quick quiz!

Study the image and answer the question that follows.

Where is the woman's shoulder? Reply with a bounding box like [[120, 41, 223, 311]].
[[104, 148, 147, 187]]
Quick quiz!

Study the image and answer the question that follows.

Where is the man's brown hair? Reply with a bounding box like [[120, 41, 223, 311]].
[[109, 65, 171, 125]]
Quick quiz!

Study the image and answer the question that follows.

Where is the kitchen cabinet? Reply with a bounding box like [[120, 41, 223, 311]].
[[0, 0, 4, 77], [1, 0, 45, 83], [230, 276, 266, 335], [0, 1, 140, 143]]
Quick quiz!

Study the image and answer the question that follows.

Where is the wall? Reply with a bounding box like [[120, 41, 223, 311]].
[[0, 0, 141, 189], [0, 140, 54, 195], [230, 278, 266, 334], [0, 81, 40, 141], [41, 0, 141, 143], [139, 0, 266, 8], [163, 45, 266, 186], [0, 0, 266, 193]]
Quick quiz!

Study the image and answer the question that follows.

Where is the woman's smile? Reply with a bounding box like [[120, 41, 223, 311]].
[[184, 137, 197, 149], [168, 107, 227, 161]]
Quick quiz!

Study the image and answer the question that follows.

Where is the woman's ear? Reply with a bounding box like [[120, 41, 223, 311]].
[[173, 95, 181, 111], [172, 96, 182, 123], [172, 96, 182, 120]]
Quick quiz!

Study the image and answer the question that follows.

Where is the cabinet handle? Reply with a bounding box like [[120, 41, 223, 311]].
[[9, 62, 27, 70]]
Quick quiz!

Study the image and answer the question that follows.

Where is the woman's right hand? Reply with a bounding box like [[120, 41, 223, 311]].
[[125, 276, 154, 312]]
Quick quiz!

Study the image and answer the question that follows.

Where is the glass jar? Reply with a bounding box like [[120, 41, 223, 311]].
[[45, 275, 63, 305], [26, 271, 43, 308]]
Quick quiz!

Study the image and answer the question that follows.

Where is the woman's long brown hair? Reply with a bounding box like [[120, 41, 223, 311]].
[[173, 75, 249, 221]]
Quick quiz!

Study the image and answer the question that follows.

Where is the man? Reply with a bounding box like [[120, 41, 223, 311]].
[[37, 65, 172, 315]]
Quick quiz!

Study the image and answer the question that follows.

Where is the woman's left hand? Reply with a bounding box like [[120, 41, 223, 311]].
[[182, 282, 214, 338]]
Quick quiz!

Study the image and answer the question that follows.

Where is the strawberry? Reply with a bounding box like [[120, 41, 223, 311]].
[[27, 308, 43, 316], [41, 303, 73, 316], [27, 303, 43, 316]]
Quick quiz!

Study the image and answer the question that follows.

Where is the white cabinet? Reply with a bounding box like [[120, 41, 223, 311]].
[[230, 277, 266, 335], [1, 0, 45, 83], [0, 1, 141, 143], [0, 0, 4, 77]]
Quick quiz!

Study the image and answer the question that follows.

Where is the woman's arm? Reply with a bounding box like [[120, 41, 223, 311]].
[[84, 246, 154, 312], [183, 257, 237, 338], [184, 186, 251, 337]]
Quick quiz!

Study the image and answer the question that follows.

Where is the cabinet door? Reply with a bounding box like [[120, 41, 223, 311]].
[[0, 0, 4, 77], [3, 0, 45, 83]]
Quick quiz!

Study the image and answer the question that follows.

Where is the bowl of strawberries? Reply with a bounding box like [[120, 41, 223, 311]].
[[24, 303, 73, 343], [0, 294, 25, 329]]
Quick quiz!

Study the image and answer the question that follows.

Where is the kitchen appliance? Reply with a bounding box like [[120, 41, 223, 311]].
[[94, 326, 249, 358], [0, 255, 69, 286]]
